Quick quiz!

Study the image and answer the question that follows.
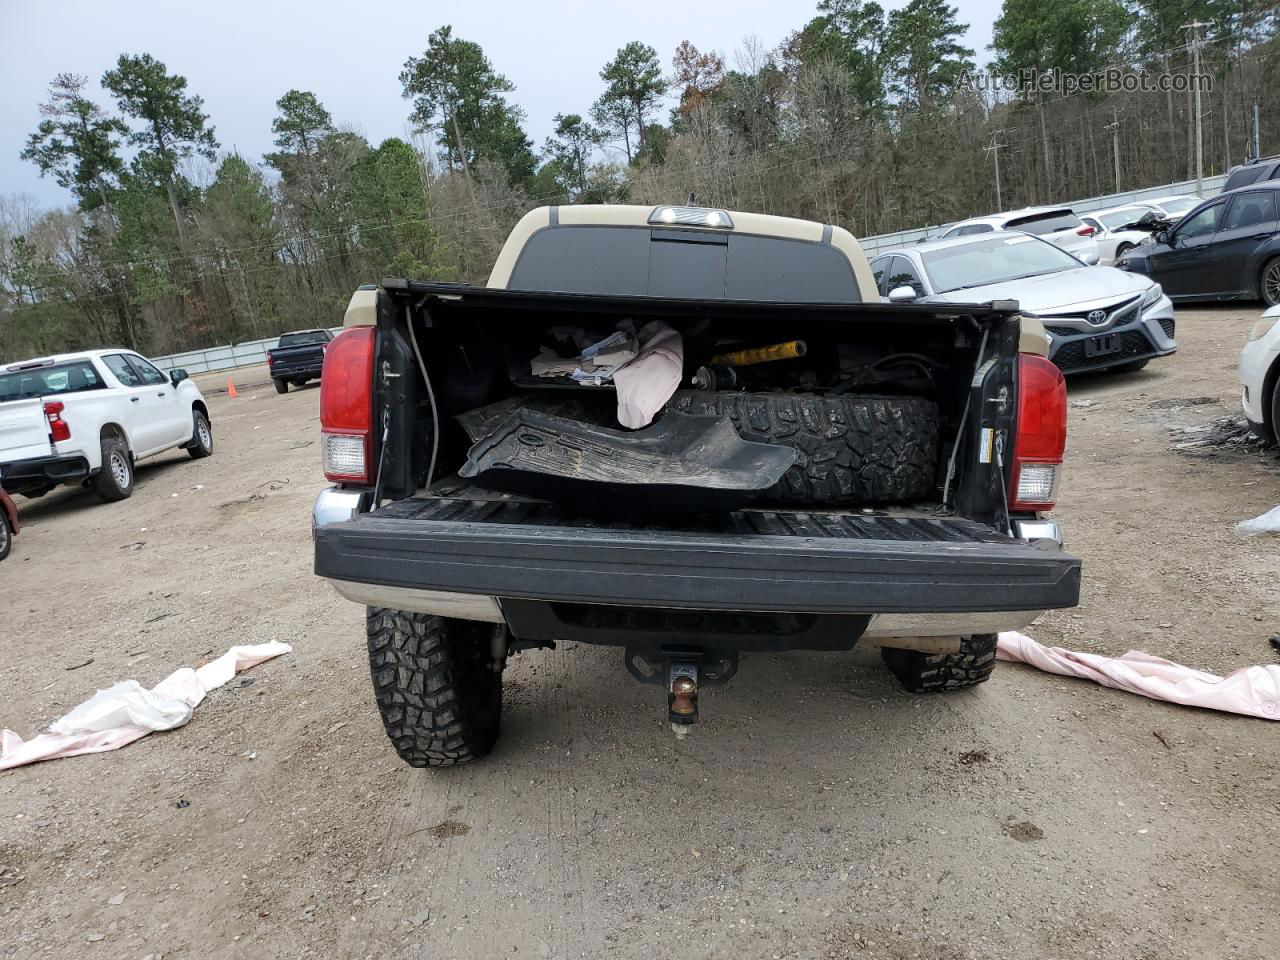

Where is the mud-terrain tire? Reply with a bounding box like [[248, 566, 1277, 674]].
[[668, 391, 939, 504], [273, 378, 288, 394], [366, 608, 504, 767], [92, 437, 134, 502], [881, 634, 998, 693]]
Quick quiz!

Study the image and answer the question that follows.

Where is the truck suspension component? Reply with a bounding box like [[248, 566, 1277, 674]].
[[689, 365, 739, 391], [709, 339, 807, 367]]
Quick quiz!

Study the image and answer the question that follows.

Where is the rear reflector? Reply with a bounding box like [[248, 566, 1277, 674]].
[[1010, 354, 1067, 512], [320, 326, 375, 484], [44, 401, 70, 443]]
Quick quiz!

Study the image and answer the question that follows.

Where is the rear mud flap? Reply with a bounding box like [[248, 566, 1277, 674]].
[[458, 409, 796, 516]]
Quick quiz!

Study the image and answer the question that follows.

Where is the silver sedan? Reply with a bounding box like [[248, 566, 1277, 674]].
[[871, 231, 1177, 375]]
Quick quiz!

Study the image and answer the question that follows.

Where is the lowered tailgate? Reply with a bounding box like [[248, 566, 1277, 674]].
[[0, 399, 51, 464], [315, 497, 1081, 614]]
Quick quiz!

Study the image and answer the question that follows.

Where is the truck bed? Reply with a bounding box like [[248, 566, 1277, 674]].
[[315, 490, 1080, 615]]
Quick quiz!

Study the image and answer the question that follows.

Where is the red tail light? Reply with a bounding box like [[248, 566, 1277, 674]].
[[319, 326, 375, 484], [1009, 354, 1067, 512], [44, 401, 71, 443], [1077, 225, 1095, 236]]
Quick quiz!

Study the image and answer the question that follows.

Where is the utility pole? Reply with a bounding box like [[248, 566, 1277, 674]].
[[1184, 21, 1210, 196], [1103, 108, 1121, 193], [985, 131, 1005, 211], [1253, 104, 1262, 162]]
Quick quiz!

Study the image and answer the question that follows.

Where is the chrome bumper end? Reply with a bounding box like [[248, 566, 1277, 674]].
[[312, 486, 373, 536], [1014, 519, 1063, 548]]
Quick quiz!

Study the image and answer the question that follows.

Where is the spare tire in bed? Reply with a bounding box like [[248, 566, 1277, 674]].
[[667, 391, 939, 505]]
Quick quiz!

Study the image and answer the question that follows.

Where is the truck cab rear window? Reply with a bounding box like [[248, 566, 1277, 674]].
[[279, 331, 329, 347], [508, 226, 861, 302], [0, 360, 106, 401]]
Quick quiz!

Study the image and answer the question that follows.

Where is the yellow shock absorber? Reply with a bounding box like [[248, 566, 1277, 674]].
[[708, 340, 807, 367]]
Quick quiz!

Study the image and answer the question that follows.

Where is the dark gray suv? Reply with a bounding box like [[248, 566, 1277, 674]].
[[1223, 156, 1280, 193]]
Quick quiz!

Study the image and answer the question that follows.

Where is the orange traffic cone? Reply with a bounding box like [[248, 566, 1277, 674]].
[[226, 377, 238, 398]]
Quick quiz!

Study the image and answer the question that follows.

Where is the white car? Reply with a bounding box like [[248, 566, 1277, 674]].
[[0, 350, 213, 502], [1129, 194, 1202, 222], [1079, 205, 1159, 264], [1241, 304, 1280, 442], [938, 206, 1100, 262]]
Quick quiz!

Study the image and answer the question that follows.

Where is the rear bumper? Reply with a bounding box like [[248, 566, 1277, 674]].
[[268, 358, 323, 379], [0, 454, 91, 494], [313, 491, 1081, 616]]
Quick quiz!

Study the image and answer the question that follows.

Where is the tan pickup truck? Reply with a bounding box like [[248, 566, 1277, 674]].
[[311, 204, 1078, 767]]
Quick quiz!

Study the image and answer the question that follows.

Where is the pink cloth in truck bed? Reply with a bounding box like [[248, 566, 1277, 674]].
[[996, 632, 1280, 720], [614, 321, 683, 429]]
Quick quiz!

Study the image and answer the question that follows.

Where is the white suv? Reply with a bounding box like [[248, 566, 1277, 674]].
[[939, 206, 1100, 262], [0, 350, 212, 502]]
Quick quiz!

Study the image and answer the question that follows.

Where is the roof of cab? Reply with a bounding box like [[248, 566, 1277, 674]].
[[485, 204, 878, 298]]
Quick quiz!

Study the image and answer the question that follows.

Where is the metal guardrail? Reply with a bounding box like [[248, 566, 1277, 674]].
[[153, 327, 344, 374], [856, 173, 1228, 256]]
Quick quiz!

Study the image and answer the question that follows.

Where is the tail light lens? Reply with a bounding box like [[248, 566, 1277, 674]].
[[320, 326, 375, 484], [1077, 225, 1095, 236], [44, 401, 71, 443], [1010, 354, 1067, 512]]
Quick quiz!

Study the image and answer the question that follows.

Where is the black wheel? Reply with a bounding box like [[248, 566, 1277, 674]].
[[91, 437, 134, 502], [188, 409, 213, 459], [1261, 257, 1280, 307], [274, 378, 288, 394], [367, 608, 504, 767], [1112, 358, 1150, 373], [669, 391, 940, 504], [1113, 242, 1133, 261], [881, 634, 998, 693], [0, 513, 11, 561]]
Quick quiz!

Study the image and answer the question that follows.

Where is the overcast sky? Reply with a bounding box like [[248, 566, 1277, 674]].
[[0, 0, 997, 209]]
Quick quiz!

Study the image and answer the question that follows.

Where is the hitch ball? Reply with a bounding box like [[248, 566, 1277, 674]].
[[669, 674, 698, 729]]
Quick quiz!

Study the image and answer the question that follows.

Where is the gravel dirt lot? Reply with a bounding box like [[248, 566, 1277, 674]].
[[2, 307, 1278, 960]]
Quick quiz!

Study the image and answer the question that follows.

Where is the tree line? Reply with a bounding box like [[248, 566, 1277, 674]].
[[1, 0, 1276, 362]]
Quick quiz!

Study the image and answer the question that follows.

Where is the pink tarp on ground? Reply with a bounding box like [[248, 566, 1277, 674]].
[[997, 632, 1280, 720], [1, 642, 291, 771]]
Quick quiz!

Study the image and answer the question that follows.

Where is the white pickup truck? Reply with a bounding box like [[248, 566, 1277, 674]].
[[0, 350, 213, 502]]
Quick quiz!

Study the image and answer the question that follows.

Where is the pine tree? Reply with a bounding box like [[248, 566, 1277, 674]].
[[400, 26, 536, 185], [102, 53, 219, 254]]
